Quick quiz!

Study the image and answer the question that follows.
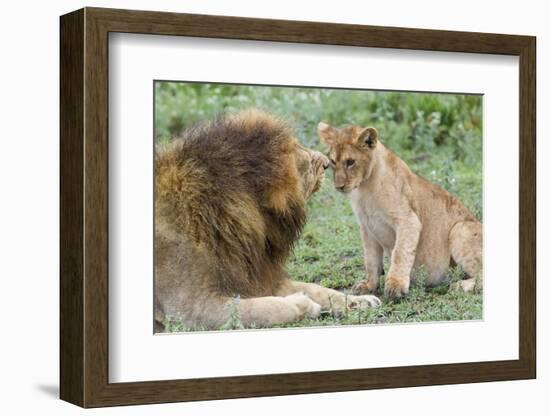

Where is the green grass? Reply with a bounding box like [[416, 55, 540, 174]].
[[156, 82, 483, 331]]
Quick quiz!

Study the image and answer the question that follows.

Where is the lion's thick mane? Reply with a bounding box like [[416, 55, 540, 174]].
[[155, 110, 307, 297]]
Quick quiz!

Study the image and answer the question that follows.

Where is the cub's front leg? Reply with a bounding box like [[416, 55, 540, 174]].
[[353, 224, 384, 295], [385, 212, 422, 299]]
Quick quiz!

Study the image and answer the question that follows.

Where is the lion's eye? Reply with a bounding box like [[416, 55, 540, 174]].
[[329, 158, 336, 166], [346, 159, 355, 167]]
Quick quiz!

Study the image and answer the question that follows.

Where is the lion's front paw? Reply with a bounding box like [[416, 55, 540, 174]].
[[347, 294, 381, 310], [451, 278, 477, 293], [286, 292, 322, 319], [384, 275, 410, 299], [352, 279, 378, 295]]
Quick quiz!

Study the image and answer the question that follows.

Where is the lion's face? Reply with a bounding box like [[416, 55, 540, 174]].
[[317, 122, 379, 194], [295, 145, 330, 198]]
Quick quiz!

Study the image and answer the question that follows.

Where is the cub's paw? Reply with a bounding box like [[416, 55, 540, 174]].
[[286, 292, 322, 319], [384, 276, 410, 299], [347, 294, 381, 310], [352, 279, 378, 295]]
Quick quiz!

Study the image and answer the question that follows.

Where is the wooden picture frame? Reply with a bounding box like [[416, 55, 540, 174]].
[[60, 7, 536, 408]]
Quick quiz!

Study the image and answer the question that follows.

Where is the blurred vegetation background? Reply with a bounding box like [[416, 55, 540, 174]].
[[156, 82, 483, 331]]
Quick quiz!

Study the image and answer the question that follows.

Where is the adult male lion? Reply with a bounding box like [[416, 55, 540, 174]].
[[154, 110, 380, 331], [318, 122, 482, 299]]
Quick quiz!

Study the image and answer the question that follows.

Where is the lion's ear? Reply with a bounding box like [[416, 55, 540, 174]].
[[317, 122, 336, 146], [357, 127, 378, 149]]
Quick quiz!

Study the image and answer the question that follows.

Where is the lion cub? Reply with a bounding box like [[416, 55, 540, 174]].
[[318, 122, 482, 299]]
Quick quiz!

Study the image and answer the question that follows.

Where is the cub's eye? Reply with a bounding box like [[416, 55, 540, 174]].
[[346, 159, 355, 167], [329, 158, 336, 166]]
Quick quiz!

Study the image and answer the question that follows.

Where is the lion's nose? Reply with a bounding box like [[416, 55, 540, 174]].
[[319, 154, 330, 170]]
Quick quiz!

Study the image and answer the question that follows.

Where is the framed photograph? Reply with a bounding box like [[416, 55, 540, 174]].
[[60, 7, 536, 408]]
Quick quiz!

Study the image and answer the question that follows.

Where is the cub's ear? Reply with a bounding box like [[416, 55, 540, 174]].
[[357, 127, 378, 149], [317, 122, 335, 145]]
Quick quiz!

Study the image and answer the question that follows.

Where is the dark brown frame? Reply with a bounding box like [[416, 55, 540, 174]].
[[60, 7, 536, 408]]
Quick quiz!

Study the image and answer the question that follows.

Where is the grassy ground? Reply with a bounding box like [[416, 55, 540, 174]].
[[155, 82, 483, 331]]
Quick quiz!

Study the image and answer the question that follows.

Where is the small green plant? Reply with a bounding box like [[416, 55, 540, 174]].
[[219, 295, 245, 330], [163, 315, 189, 333]]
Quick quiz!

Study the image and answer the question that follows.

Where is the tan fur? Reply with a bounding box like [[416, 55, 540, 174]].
[[154, 110, 380, 331], [318, 122, 482, 299]]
